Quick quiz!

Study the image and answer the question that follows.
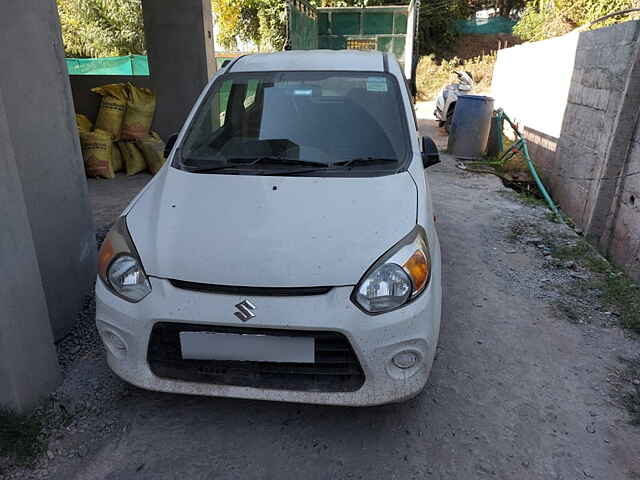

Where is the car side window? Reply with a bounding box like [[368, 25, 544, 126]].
[[218, 80, 231, 126], [244, 79, 259, 109]]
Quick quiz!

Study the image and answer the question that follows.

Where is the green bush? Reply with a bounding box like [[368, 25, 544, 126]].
[[514, 0, 640, 42]]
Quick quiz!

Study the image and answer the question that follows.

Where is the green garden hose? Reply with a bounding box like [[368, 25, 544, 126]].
[[500, 110, 562, 220], [456, 109, 562, 221]]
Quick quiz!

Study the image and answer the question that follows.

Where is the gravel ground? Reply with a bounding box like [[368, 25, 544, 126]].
[[3, 112, 640, 479]]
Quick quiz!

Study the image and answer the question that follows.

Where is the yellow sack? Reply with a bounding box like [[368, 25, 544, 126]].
[[118, 141, 147, 176], [122, 83, 156, 140], [75, 114, 93, 133], [92, 84, 128, 140], [80, 129, 115, 179], [136, 132, 166, 175], [111, 141, 123, 172]]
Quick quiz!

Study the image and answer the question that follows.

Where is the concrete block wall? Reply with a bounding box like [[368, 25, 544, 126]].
[[603, 92, 640, 279], [492, 21, 640, 280], [553, 22, 639, 228]]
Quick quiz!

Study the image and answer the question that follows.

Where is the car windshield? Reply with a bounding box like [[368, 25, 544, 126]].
[[175, 71, 411, 176]]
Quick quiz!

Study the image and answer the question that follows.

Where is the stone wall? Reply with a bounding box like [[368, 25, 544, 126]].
[[492, 21, 640, 279]]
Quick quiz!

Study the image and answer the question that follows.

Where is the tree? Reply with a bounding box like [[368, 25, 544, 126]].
[[423, 0, 471, 54], [211, 0, 353, 51], [494, 0, 526, 17], [57, 0, 145, 57]]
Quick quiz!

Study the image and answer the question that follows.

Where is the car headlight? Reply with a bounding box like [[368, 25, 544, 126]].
[[98, 216, 151, 302], [352, 226, 431, 315]]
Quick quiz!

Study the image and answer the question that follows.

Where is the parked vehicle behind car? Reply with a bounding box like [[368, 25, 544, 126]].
[[96, 50, 442, 406], [434, 70, 474, 132]]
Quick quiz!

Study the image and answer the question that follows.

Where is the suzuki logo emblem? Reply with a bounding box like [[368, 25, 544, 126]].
[[234, 300, 256, 321]]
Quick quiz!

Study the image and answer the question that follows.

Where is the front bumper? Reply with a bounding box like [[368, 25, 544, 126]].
[[95, 269, 441, 406]]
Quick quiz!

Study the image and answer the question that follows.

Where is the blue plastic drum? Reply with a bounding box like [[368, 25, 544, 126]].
[[447, 95, 495, 160]]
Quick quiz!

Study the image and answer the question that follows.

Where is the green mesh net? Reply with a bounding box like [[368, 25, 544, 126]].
[[65, 55, 150, 75], [66, 55, 235, 75]]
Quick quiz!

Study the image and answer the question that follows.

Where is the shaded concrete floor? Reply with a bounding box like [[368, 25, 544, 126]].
[[87, 173, 153, 237]]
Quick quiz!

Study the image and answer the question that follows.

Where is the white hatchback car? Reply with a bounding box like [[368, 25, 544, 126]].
[[96, 50, 442, 406]]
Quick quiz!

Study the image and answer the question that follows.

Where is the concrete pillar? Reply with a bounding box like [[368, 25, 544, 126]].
[[0, 0, 97, 341], [0, 88, 60, 413], [142, 0, 217, 139]]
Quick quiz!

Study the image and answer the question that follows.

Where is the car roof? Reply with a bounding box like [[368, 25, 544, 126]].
[[228, 50, 386, 73]]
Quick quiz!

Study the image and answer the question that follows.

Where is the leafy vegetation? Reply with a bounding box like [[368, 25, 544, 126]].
[[56, 0, 475, 57], [550, 239, 610, 273], [417, 0, 470, 56], [599, 272, 640, 332], [415, 53, 497, 100], [212, 0, 351, 51], [211, 0, 472, 53], [211, 0, 263, 50], [545, 237, 640, 332], [515, 190, 546, 206], [57, 0, 144, 57], [514, 0, 640, 42]]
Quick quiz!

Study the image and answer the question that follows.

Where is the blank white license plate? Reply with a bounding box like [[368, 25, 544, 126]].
[[179, 331, 315, 363]]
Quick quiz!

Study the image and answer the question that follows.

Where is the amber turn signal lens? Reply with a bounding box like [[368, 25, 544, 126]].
[[98, 237, 114, 279], [403, 250, 429, 294]]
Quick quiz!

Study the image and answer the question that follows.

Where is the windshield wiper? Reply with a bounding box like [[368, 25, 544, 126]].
[[260, 157, 399, 176], [183, 156, 328, 173], [332, 157, 399, 168], [231, 156, 328, 167], [259, 167, 331, 176]]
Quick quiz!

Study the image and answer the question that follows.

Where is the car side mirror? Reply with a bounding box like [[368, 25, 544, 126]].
[[422, 136, 440, 168], [221, 59, 230, 68], [164, 133, 179, 159]]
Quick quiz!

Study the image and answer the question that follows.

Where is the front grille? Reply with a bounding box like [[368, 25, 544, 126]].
[[169, 279, 332, 297], [147, 323, 365, 392]]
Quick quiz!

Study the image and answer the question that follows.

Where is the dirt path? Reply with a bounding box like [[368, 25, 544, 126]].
[[7, 109, 640, 480]]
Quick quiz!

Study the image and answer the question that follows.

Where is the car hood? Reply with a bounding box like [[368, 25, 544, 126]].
[[127, 167, 417, 287]]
